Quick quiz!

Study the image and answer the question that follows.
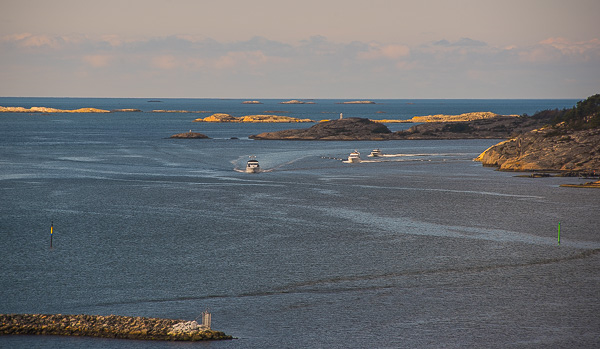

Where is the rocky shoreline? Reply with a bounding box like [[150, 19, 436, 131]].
[[194, 113, 313, 123], [474, 126, 600, 171], [0, 313, 232, 341]]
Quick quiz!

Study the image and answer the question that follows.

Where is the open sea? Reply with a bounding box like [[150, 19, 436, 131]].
[[1, 98, 598, 348]]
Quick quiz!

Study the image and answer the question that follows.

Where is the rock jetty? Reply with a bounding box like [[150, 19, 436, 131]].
[[250, 117, 391, 140], [0, 313, 232, 341], [0, 106, 110, 113], [194, 113, 313, 123]]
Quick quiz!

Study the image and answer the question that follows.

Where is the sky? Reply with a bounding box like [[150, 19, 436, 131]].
[[1, 0, 599, 99]]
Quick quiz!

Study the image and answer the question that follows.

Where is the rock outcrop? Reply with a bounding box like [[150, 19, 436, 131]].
[[247, 112, 557, 141], [279, 100, 315, 104], [0, 313, 232, 341], [0, 106, 110, 113], [371, 112, 518, 124], [194, 113, 313, 123], [339, 100, 375, 104], [393, 115, 550, 139], [475, 94, 600, 172], [474, 126, 600, 171], [112, 109, 142, 112], [560, 180, 600, 188], [170, 131, 210, 139], [250, 117, 392, 140], [410, 112, 517, 123]]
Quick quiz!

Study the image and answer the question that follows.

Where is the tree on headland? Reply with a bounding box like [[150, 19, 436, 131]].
[[550, 94, 600, 130]]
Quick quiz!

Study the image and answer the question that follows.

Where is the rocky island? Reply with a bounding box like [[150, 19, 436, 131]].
[[170, 131, 210, 139], [339, 100, 376, 104], [279, 100, 315, 104], [0, 313, 232, 341], [250, 117, 392, 140], [194, 113, 313, 123], [0, 106, 110, 113], [249, 114, 546, 141]]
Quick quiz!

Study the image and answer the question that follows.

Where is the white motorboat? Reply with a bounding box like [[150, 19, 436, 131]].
[[368, 149, 382, 157], [246, 156, 260, 173], [343, 150, 361, 163]]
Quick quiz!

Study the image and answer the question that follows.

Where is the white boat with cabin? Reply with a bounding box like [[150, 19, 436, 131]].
[[246, 156, 260, 173], [343, 150, 361, 163], [368, 149, 382, 157]]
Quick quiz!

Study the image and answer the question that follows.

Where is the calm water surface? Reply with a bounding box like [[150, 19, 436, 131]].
[[1, 98, 598, 348]]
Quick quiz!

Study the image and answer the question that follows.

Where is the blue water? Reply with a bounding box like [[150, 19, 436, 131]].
[[1, 98, 598, 348]]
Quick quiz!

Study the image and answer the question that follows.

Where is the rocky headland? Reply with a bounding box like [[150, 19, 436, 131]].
[[170, 131, 210, 139], [0, 313, 232, 341], [474, 125, 600, 171], [250, 117, 392, 140], [474, 94, 600, 172], [194, 113, 313, 123]]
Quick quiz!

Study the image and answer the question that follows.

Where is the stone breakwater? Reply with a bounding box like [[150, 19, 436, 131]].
[[0, 314, 232, 341]]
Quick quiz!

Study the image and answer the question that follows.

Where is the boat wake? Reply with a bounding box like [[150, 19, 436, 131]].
[[231, 155, 315, 173]]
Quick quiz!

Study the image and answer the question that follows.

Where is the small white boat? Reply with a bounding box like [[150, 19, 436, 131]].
[[246, 156, 260, 173], [343, 150, 361, 163], [368, 149, 382, 157]]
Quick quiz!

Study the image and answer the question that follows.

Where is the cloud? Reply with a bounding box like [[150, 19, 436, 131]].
[[2, 33, 62, 48], [1, 33, 598, 98], [357, 43, 410, 60], [433, 38, 487, 47], [83, 54, 113, 68], [519, 37, 600, 63], [151, 55, 178, 70]]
